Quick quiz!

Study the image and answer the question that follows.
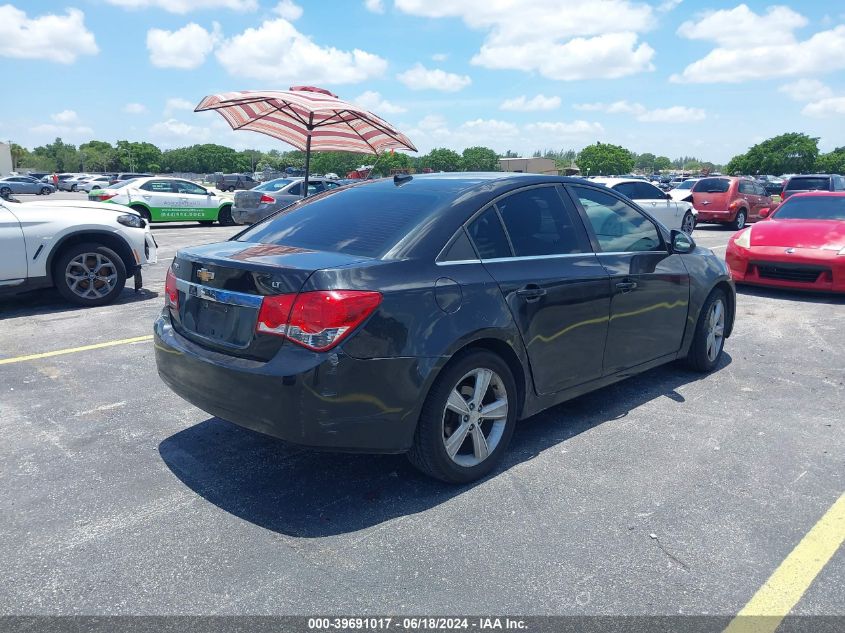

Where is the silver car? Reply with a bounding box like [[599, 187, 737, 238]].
[[0, 176, 56, 196], [231, 177, 342, 225]]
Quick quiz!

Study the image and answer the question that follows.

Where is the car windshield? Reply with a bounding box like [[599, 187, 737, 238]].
[[254, 178, 294, 192], [785, 177, 830, 191], [236, 184, 450, 257], [693, 178, 730, 193], [773, 196, 845, 221]]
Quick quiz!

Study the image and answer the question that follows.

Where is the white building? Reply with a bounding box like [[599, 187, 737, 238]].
[[0, 143, 12, 176]]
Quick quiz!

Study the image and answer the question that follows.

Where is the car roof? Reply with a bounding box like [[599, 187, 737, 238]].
[[589, 177, 659, 187], [787, 174, 833, 179], [787, 191, 845, 198]]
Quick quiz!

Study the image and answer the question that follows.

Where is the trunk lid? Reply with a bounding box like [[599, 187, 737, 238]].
[[234, 190, 264, 209], [170, 241, 369, 360]]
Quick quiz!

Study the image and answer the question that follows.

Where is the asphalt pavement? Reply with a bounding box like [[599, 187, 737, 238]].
[[1, 192, 842, 618]]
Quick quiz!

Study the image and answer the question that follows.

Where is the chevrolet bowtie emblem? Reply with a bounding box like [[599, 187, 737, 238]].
[[197, 268, 215, 282], [785, 248, 796, 254]]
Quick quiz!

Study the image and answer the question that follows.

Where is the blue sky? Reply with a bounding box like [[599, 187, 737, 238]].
[[1, 0, 843, 163]]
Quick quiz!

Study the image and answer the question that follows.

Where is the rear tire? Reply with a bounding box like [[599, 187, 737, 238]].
[[130, 205, 152, 224], [40, 187, 52, 195], [685, 288, 727, 373], [71, 184, 78, 192], [681, 211, 695, 235], [731, 209, 747, 230], [0, 186, 11, 197], [218, 205, 235, 226], [227, 186, 235, 192], [408, 350, 517, 484], [54, 243, 127, 307]]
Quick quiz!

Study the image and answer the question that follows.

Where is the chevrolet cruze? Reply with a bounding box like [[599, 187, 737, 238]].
[[155, 174, 735, 483]]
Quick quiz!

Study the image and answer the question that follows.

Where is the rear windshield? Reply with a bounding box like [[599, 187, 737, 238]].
[[693, 178, 730, 193], [254, 179, 293, 192], [785, 177, 830, 191], [108, 178, 138, 189], [773, 196, 845, 220], [235, 185, 449, 257], [676, 180, 697, 190]]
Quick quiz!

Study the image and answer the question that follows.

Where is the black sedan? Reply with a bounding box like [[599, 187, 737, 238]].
[[155, 174, 735, 483]]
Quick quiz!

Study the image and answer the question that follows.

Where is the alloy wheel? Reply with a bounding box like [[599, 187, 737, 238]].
[[682, 213, 695, 234], [706, 299, 725, 363], [65, 252, 119, 300], [442, 368, 508, 467]]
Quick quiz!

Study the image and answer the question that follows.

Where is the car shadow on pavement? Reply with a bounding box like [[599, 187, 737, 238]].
[[736, 285, 845, 305], [158, 353, 732, 538], [0, 288, 160, 318]]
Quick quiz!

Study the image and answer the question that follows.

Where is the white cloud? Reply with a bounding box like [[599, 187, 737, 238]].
[[273, 0, 302, 20], [405, 115, 604, 155], [396, 63, 471, 91], [149, 119, 212, 146], [105, 0, 257, 14], [364, 0, 384, 13], [52, 110, 80, 124], [216, 18, 387, 84], [674, 6, 845, 83], [500, 94, 561, 112], [431, 53, 448, 62], [802, 97, 845, 118], [31, 124, 94, 138], [147, 22, 220, 69], [0, 5, 98, 64], [394, 0, 655, 80], [165, 97, 195, 115], [778, 79, 834, 102], [573, 100, 705, 122], [353, 91, 406, 114], [658, 0, 682, 12], [123, 103, 147, 114]]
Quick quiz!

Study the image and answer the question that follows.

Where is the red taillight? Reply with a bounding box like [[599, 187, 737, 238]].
[[165, 268, 178, 309], [259, 194, 275, 204], [93, 192, 117, 201], [256, 290, 382, 351]]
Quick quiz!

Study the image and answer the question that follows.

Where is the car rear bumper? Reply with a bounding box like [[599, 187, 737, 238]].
[[230, 206, 273, 225], [695, 209, 735, 223], [726, 246, 845, 293], [154, 310, 433, 453]]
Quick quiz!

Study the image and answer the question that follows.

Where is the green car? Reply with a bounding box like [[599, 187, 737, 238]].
[[89, 177, 236, 225]]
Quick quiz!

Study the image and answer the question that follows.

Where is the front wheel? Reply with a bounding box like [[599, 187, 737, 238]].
[[54, 243, 127, 306], [40, 187, 52, 195], [0, 186, 11, 197], [681, 211, 695, 235], [408, 350, 517, 483], [731, 209, 747, 230], [227, 186, 235, 192], [685, 289, 727, 373], [71, 184, 78, 192]]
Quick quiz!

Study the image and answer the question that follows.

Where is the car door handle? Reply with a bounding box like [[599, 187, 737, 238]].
[[615, 280, 638, 293], [516, 285, 546, 302]]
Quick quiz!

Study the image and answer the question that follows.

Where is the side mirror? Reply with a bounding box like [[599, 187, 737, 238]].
[[665, 192, 672, 200], [670, 229, 695, 254], [758, 207, 771, 219]]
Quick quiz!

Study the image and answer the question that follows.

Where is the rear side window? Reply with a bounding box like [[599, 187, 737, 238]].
[[467, 208, 512, 259], [694, 178, 731, 193], [236, 186, 450, 258], [616, 181, 664, 200], [495, 186, 591, 256], [140, 180, 174, 193], [786, 177, 831, 191], [738, 180, 755, 194]]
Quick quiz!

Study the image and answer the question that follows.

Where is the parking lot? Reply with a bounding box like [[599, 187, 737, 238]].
[[1, 192, 843, 618]]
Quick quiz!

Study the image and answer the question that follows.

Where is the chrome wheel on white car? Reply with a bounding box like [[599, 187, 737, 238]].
[[682, 212, 695, 235], [55, 243, 127, 306]]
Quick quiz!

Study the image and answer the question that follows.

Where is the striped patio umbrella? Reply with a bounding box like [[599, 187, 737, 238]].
[[195, 86, 417, 194]]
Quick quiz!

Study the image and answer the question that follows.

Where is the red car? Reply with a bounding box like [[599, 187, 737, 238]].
[[725, 192, 845, 293], [688, 176, 772, 230]]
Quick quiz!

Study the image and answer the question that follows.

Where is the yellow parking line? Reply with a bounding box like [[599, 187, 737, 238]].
[[0, 335, 153, 365], [723, 492, 845, 633]]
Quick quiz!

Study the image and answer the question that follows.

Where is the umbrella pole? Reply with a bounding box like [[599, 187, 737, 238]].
[[302, 132, 312, 198]]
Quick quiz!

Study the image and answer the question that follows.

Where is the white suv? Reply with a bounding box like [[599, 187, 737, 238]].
[[591, 177, 697, 234], [0, 198, 157, 306]]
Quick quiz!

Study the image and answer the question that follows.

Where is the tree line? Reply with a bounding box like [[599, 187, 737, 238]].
[[10, 133, 840, 178]]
